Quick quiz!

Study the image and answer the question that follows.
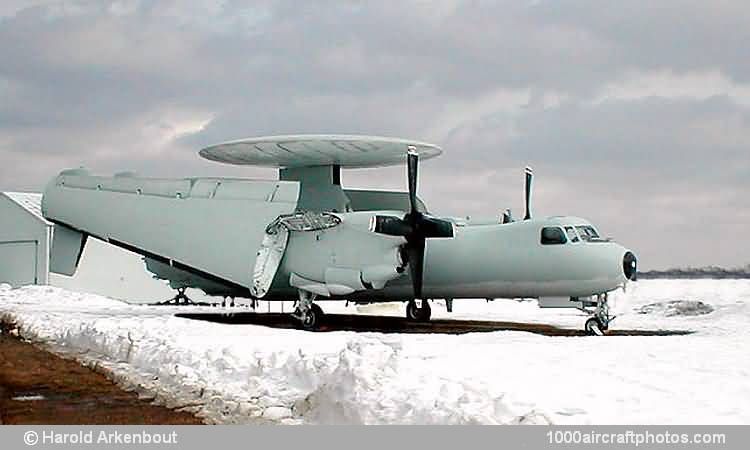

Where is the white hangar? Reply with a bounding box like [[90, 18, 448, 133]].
[[0, 192, 52, 287]]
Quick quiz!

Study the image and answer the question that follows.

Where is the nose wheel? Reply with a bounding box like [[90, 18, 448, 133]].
[[585, 317, 607, 336], [583, 293, 613, 336]]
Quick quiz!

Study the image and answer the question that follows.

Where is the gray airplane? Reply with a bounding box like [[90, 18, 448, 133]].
[[41, 135, 637, 335]]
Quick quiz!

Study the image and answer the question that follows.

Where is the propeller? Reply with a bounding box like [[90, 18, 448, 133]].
[[523, 166, 533, 220], [369, 146, 454, 298]]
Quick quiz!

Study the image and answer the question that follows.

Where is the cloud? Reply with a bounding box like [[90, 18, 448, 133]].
[[533, 0, 750, 83], [0, 0, 748, 268]]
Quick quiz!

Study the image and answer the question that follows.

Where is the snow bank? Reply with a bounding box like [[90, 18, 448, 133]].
[[637, 300, 714, 317], [0, 285, 535, 424], [2, 280, 750, 425]]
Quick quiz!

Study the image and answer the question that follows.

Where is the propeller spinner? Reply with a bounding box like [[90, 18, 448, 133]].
[[369, 146, 454, 298]]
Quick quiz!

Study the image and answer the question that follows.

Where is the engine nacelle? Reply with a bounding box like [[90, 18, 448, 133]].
[[288, 263, 402, 297]]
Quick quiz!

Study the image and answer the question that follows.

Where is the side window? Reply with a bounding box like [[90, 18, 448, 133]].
[[564, 226, 580, 243], [541, 227, 567, 245]]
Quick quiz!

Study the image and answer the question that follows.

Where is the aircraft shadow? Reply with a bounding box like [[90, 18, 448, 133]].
[[174, 312, 693, 337]]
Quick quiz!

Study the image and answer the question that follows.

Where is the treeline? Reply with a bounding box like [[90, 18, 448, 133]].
[[639, 265, 750, 279]]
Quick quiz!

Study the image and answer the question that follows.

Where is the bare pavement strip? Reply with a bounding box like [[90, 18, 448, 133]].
[[0, 322, 202, 425]]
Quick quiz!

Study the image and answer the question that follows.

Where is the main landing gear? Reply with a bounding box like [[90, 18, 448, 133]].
[[583, 293, 613, 336], [293, 290, 324, 330], [406, 299, 431, 321], [155, 287, 200, 305]]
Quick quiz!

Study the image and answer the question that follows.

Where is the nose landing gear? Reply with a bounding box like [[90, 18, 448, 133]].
[[583, 293, 613, 336]]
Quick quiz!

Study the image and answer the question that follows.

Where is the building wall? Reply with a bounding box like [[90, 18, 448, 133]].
[[0, 195, 50, 286]]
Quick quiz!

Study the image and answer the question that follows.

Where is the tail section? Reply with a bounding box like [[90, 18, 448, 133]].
[[49, 223, 87, 276]]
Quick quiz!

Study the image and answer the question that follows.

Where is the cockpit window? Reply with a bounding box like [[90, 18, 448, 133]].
[[564, 226, 580, 243], [541, 227, 567, 245], [575, 225, 600, 241]]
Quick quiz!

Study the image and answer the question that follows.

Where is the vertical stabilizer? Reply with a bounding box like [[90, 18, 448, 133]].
[[49, 224, 87, 276]]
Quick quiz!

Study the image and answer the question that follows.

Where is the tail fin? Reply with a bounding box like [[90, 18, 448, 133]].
[[49, 223, 87, 276]]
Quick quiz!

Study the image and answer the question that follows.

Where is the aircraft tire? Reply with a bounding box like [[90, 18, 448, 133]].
[[585, 317, 605, 336], [406, 300, 420, 321], [406, 300, 431, 322], [419, 301, 432, 321], [418, 308, 431, 321], [298, 303, 324, 331]]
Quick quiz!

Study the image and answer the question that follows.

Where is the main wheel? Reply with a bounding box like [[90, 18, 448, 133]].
[[419, 301, 432, 321], [406, 300, 420, 321], [406, 300, 431, 322], [585, 317, 605, 336], [297, 303, 324, 330]]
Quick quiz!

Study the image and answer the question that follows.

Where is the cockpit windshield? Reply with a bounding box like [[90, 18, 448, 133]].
[[575, 225, 600, 241], [564, 226, 580, 243]]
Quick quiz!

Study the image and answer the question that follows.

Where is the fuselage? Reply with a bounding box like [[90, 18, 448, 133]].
[[266, 211, 632, 301]]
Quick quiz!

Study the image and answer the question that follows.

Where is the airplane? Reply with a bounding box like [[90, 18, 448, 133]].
[[41, 135, 637, 335]]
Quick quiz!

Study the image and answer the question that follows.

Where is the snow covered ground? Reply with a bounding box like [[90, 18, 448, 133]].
[[1, 280, 748, 425]]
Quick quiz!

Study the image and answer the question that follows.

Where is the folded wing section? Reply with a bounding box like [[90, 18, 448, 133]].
[[42, 169, 299, 289]]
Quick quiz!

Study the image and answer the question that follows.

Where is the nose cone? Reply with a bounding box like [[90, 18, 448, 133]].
[[623, 251, 637, 281]]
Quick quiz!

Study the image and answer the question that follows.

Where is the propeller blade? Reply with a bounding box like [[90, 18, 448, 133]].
[[370, 215, 412, 236], [406, 237, 425, 299], [407, 146, 419, 215], [372, 145, 454, 300], [523, 166, 533, 220], [419, 215, 455, 238]]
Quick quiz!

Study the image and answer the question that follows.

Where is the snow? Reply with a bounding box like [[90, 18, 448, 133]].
[[636, 300, 715, 316], [1, 280, 749, 425]]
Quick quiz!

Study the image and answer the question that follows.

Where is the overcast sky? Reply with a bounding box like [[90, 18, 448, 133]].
[[1, 0, 749, 270]]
